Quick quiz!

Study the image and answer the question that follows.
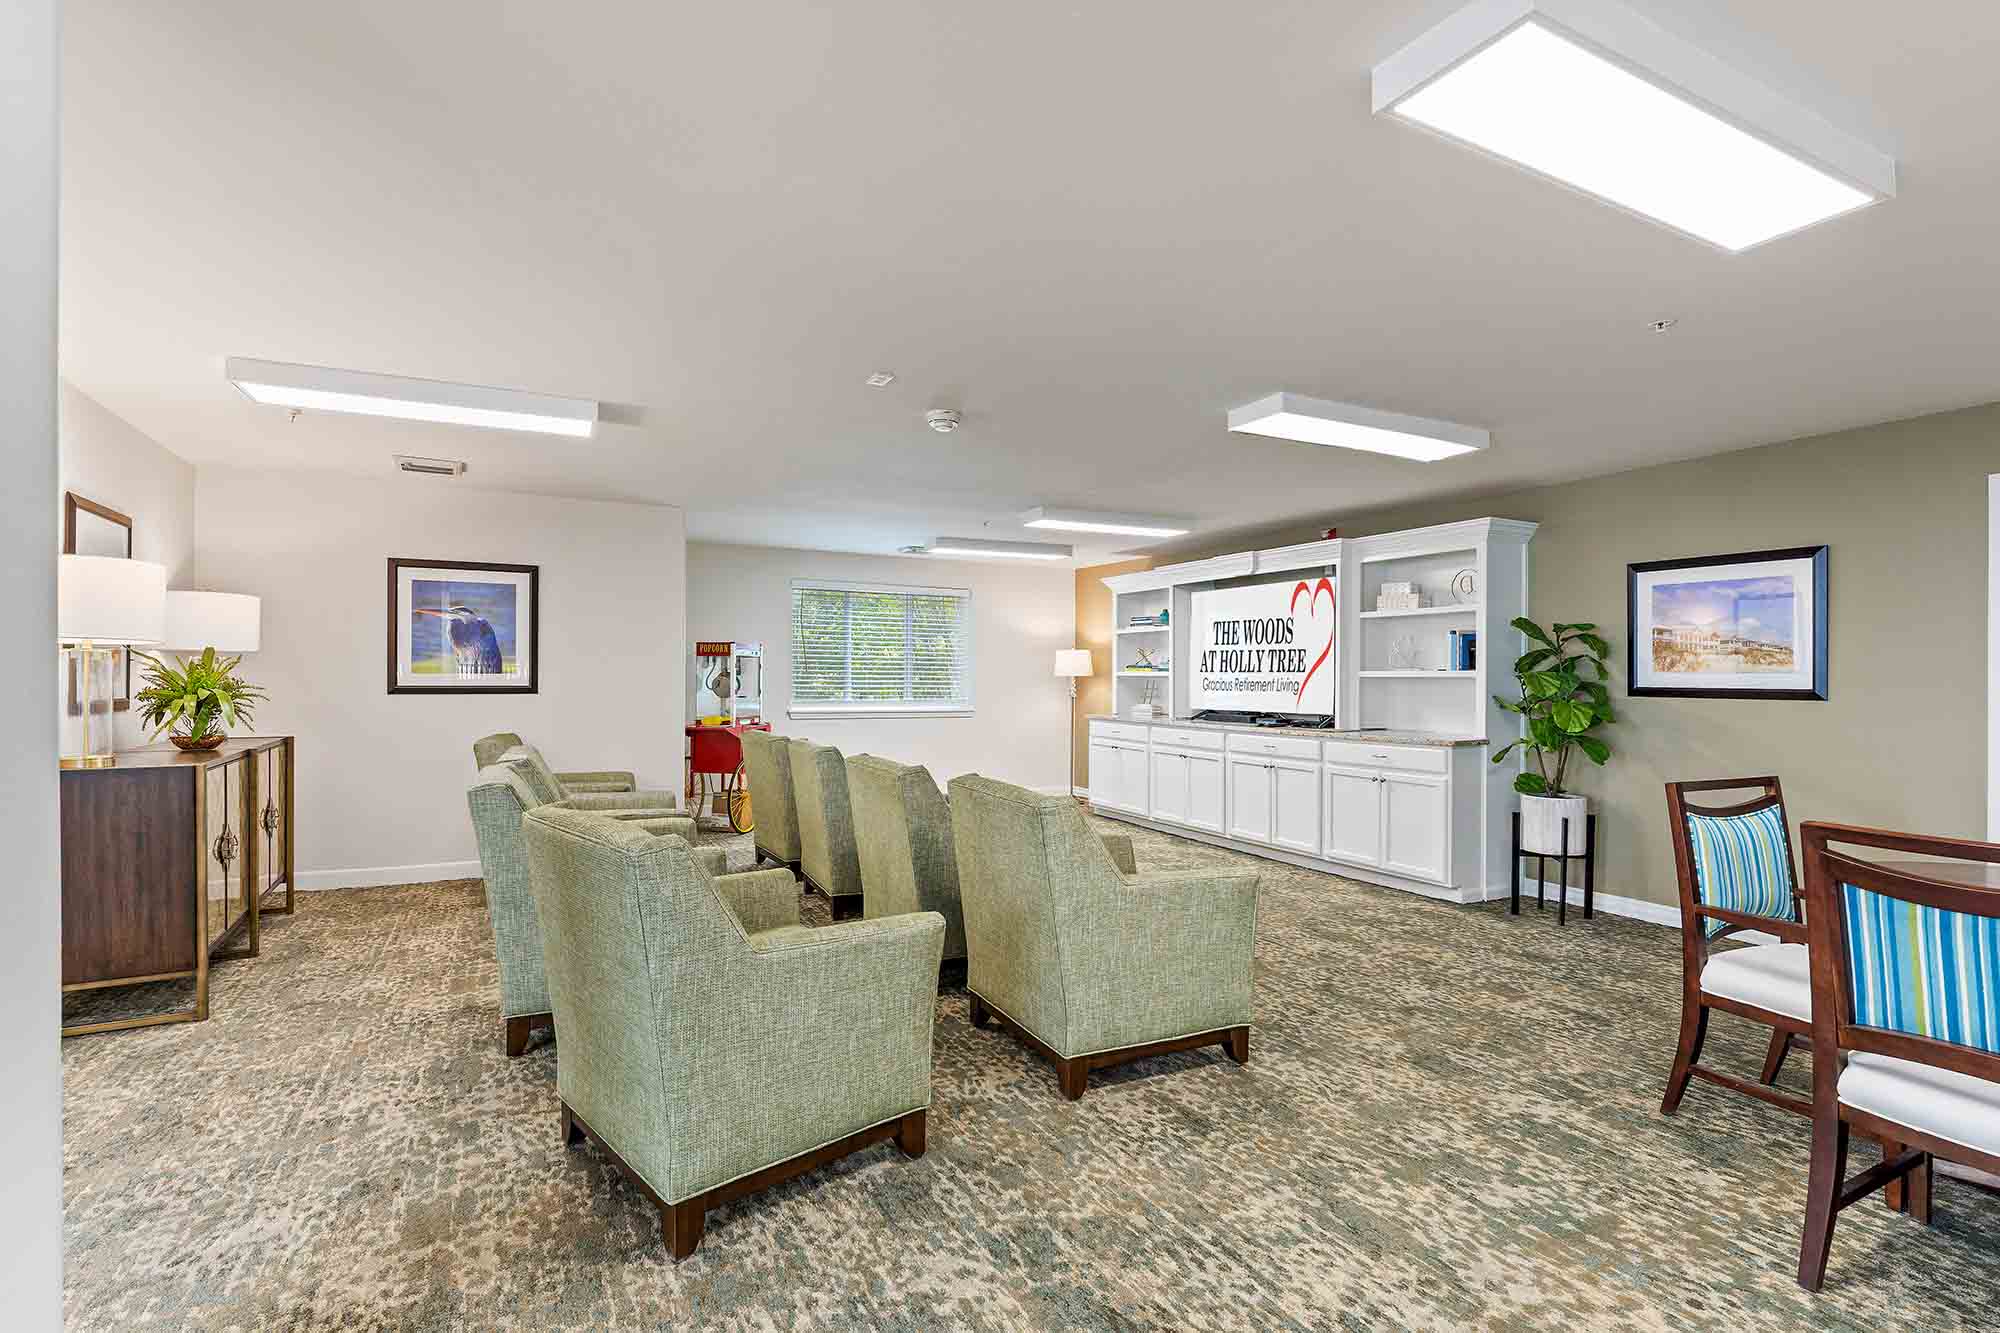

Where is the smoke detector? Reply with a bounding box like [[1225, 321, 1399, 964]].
[[926, 408, 961, 433], [865, 370, 897, 388], [394, 454, 467, 478]]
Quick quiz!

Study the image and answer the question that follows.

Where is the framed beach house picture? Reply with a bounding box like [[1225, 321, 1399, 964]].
[[387, 558, 539, 694], [1626, 546, 1828, 700]]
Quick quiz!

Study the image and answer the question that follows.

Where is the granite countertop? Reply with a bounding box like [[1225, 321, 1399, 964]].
[[1086, 715, 1486, 748]]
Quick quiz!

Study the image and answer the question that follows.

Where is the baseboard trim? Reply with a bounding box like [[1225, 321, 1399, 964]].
[[1499, 878, 1691, 932], [296, 860, 482, 891]]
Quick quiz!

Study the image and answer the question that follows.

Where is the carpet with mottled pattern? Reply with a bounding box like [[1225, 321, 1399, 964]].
[[62, 815, 2000, 1330]]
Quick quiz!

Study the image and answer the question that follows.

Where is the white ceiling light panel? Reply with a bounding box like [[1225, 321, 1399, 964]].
[[227, 358, 599, 437], [1372, 0, 1895, 252], [1018, 507, 1193, 538], [1228, 393, 1488, 462]]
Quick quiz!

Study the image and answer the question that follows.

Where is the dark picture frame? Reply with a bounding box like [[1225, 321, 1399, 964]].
[[387, 557, 540, 695], [62, 491, 136, 711], [1626, 545, 1828, 700]]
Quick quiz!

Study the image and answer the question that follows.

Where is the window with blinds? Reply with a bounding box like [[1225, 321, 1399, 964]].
[[789, 580, 974, 714]]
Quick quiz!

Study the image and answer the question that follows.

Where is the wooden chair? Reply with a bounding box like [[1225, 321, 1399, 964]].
[[1795, 821, 2000, 1291], [1661, 778, 1812, 1117]]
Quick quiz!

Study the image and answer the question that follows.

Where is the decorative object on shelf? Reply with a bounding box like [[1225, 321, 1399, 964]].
[[62, 492, 138, 710], [1626, 546, 1828, 700], [1447, 629, 1477, 671], [134, 647, 267, 752], [58, 554, 167, 769], [1125, 646, 1168, 672], [1054, 649, 1093, 794], [1388, 634, 1420, 670], [1127, 679, 1166, 719], [1491, 617, 1613, 855], [1374, 580, 1425, 612], [1450, 568, 1478, 604], [387, 558, 539, 694], [1126, 608, 1168, 627]]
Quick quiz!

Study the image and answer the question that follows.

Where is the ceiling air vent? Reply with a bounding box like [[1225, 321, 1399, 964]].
[[394, 454, 466, 478]]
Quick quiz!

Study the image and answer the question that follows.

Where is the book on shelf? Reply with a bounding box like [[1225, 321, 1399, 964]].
[[1447, 629, 1478, 671]]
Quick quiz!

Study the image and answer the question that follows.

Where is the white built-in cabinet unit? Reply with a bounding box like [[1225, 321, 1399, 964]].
[[1092, 518, 1535, 904]]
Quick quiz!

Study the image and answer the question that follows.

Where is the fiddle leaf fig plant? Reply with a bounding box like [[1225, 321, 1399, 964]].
[[133, 647, 267, 744], [1490, 618, 1613, 796]]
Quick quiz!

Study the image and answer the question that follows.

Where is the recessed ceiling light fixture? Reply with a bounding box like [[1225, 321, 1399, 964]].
[[1018, 507, 1192, 538], [226, 358, 599, 438], [866, 371, 897, 387], [1228, 392, 1488, 463], [1371, 0, 1895, 252], [926, 537, 1073, 561]]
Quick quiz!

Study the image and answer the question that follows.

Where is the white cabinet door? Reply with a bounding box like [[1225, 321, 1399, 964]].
[[1382, 772, 1450, 883], [1115, 742, 1151, 816], [1150, 748, 1189, 826], [1089, 740, 1123, 811], [1323, 765, 1384, 867], [1227, 756, 1273, 844], [1270, 758, 1321, 856], [1185, 749, 1227, 834]]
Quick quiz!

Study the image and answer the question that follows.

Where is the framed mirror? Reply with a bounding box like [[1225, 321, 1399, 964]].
[[62, 492, 136, 710]]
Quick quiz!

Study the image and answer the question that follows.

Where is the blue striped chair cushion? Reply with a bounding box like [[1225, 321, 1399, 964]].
[[1685, 806, 1796, 938], [1842, 883, 2000, 1055]]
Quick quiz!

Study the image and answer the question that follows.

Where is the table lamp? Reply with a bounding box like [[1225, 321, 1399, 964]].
[[59, 555, 166, 768], [1054, 649, 1093, 796], [165, 591, 262, 654]]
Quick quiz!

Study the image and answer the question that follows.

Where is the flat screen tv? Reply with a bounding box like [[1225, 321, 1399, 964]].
[[1188, 574, 1336, 718]]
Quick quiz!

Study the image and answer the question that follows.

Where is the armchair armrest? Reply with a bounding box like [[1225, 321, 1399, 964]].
[[627, 815, 699, 842], [692, 846, 728, 878], [564, 789, 681, 813], [714, 867, 802, 934], [555, 769, 636, 792], [1099, 832, 1137, 875]]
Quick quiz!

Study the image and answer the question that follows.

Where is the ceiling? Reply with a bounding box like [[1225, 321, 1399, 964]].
[[59, 1, 2000, 565]]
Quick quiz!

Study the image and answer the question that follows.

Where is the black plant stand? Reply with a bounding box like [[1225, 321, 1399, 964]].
[[1509, 811, 1597, 925]]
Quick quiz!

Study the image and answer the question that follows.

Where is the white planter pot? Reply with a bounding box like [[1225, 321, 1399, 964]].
[[1521, 794, 1588, 856]]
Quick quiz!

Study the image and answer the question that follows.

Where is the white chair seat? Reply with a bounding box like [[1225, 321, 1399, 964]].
[[1840, 1052, 2000, 1158], [1699, 942, 1811, 1023]]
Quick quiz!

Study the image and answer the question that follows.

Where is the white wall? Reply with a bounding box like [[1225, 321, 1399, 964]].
[[196, 471, 687, 885], [58, 379, 199, 747], [687, 542, 1075, 790], [0, 0, 64, 1318]]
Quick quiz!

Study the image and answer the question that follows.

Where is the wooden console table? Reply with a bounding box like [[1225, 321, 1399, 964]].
[[60, 736, 294, 1036]]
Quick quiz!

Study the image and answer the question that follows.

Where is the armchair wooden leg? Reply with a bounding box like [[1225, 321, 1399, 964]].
[[1661, 1000, 1710, 1115], [506, 1012, 553, 1057], [560, 1102, 583, 1147], [1759, 1028, 1792, 1086], [1797, 1115, 1850, 1291], [895, 1109, 927, 1159], [968, 993, 991, 1030], [1223, 1026, 1250, 1065], [1057, 1057, 1088, 1101], [661, 1199, 705, 1261]]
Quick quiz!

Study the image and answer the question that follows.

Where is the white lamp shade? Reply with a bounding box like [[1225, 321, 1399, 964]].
[[165, 591, 262, 652], [58, 555, 166, 645], [1053, 649, 1093, 678]]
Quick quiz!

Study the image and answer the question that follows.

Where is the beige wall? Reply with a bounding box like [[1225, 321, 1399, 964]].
[[1072, 557, 1153, 788], [1076, 401, 2000, 909]]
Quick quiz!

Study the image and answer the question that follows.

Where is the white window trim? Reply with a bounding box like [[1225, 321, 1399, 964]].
[[787, 577, 975, 716]]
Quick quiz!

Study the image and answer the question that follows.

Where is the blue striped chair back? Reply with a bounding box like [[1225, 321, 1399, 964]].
[[1684, 804, 1796, 938], [1842, 884, 2000, 1055]]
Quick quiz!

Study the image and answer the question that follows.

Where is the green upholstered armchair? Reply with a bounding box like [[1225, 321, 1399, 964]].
[[789, 738, 863, 916], [473, 731, 639, 793], [846, 755, 966, 964], [521, 807, 942, 1260], [740, 728, 802, 872], [948, 773, 1258, 1100], [467, 763, 714, 1056], [500, 744, 680, 821]]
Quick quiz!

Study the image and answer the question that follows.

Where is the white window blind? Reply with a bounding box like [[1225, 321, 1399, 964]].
[[789, 580, 973, 715]]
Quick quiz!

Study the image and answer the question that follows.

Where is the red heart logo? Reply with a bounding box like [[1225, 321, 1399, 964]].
[[1289, 577, 1336, 708]]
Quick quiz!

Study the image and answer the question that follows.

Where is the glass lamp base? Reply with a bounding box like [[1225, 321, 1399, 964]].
[[58, 642, 119, 768]]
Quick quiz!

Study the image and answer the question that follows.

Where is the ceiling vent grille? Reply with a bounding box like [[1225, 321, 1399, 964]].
[[394, 454, 466, 478]]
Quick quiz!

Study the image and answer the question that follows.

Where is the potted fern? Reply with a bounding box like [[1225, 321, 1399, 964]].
[[1491, 618, 1613, 855], [133, 647, 267, 752]]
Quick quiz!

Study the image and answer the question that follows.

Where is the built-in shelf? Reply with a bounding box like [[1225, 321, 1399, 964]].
[[1115, 624, 1170, 635], [1358, 669, 1476, 679], [1117, 670, 1172, 678], [1358, 604, 1478, 619]]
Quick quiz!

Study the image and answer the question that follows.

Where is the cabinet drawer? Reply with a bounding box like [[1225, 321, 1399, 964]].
[[1090, 721, 1151, 744], [1322, 740, 1450, 774], [1225, 732, 1322, 762], [1151, 726, 1224, 752]]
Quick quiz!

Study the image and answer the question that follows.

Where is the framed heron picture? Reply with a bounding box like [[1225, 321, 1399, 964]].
[[387, 558, 539, 694]]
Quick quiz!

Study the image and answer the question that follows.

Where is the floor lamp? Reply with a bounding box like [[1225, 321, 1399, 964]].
[[1054, 649, 1093, 797]]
